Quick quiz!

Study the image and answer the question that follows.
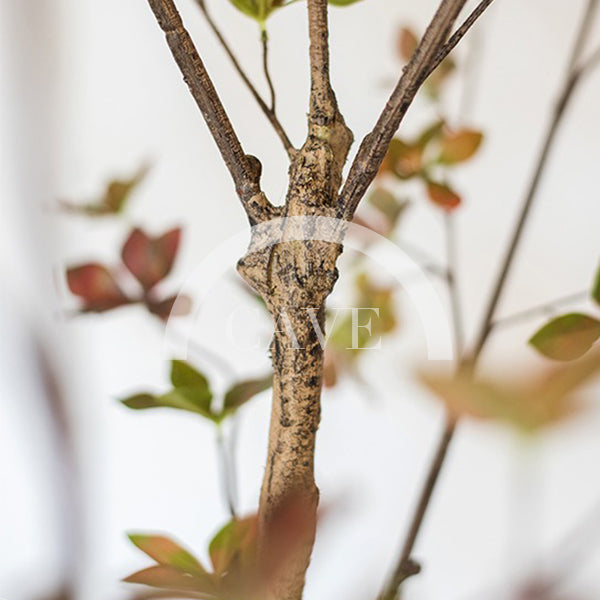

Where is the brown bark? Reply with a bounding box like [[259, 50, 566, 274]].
[[143, 0, 497, 597]]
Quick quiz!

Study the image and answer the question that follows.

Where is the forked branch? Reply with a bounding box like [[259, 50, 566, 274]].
[[145, 0, 275, 221], [339, 0, 496, 219], [193, 0, 295, 155]]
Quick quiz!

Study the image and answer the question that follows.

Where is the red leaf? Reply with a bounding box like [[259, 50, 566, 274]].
[[146, 294, 192, 320], [398, 27, 419, 62], [425, 181, 461, 211], [122, 227, 182, 291], [66, 263, 130, 312]]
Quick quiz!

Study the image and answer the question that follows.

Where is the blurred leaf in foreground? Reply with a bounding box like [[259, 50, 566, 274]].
[[60, 163, 149, 216], [420, 351, 600, 432]]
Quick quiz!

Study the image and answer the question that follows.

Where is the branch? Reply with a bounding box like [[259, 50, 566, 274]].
[[490, 290, 589, 330], [307, 0, 338, 126], [262, 31, 277, 112], [305, 0, 353, 193], [193, 0, 295, 156], [145, 0, 275, 221], [425, 0, 495, 82], [216, 426, 238, 519], [381, 3, 600, 598], [339, 0, 496, 220], [468, 0, 599, 363], [445, 214, 466, 357], [378, 421, 457, 600]]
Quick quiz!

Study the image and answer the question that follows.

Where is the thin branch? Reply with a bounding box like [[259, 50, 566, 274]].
[[262, 30, 277, 112], [216, 426, 238, 519], [193, 0, 294, 155], [145, 0, 274, 220], [467, 0, 599, 364], [382, 3, 600, 597], [491, 290, 590, 330], [578, 43, 600, 77], [395, 238, 448, 280], [339, 0, 491, 220], [445, 214, 466, 357], [424, 0, 496, 83], [379, 421, 457, 600]]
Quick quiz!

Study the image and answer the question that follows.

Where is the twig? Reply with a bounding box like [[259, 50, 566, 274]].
[[444, 214, 466, 357], [578, 43, 600, 77], [490, 290, 589, 330], [425, 0, 496, 83], [379, 421, 457, 600], [339, 0, 498, 220], [261, 30, 277, 112], [382, 3, 600, 597], [193, 0, 294, 155], [145, 0, 275, 221], [216, 426, 237, 519], [395, 238, 448, 280], [468, 0, 599, 364]]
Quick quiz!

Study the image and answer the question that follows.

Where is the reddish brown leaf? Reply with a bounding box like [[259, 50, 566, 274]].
[[426, 181, 461, 211], [438, 128, 483, 164], [398, 27, 418, 61], [420, 351, 600, 432], [123, 566, 214, 594], [323, 350, 339, 388], [66, 263, 130, 312], [122, 227, 182, 291], [146, 294, 192, 320]]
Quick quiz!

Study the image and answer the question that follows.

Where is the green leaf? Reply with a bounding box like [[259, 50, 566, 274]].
[[128, 534, 207, 577], [121, 393, 159, 410], [438, 129, 483, 164], [329, 0, 364, 6], [368, 187, 408, 230], [416, 120, 445, 149], [226, 0, 285, 25], [60, 163, 149, 217], [121, 388, 213, 419], [171, 360, 210, 390], [529, 313, 600, 361], [223, 375, 272, 415], [209, 517, 258, 576], [158, 389, 213, 418], [592, 263, 600, 305]]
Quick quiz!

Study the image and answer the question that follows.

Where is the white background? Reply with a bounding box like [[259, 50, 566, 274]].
[[1, 0, 600, 599]]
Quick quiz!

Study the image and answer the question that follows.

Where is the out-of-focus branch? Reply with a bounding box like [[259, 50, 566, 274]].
[[382, 3, 600, 598], [467, 0, 599, 364], [491, 290, 589, 330]]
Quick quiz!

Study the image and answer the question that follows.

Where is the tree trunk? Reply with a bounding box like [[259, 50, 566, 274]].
[[238, 119, 351, 599]]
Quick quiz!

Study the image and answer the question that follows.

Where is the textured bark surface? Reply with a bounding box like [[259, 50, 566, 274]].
[[237, 127, 352, 600], [144, 0, 495, 597], [237, 2, 353, 590]]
